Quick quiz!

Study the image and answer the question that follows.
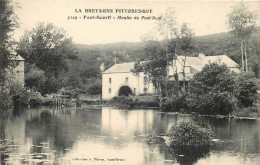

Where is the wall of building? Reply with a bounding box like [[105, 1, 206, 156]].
[[7, 60, 25, 86], [102, 72, 154, 100]]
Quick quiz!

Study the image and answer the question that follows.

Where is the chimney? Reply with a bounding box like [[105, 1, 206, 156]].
[[198, 53, 205, 58]]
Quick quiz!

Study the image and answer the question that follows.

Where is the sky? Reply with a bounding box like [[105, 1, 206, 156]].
[[12, 0, 260, 45]]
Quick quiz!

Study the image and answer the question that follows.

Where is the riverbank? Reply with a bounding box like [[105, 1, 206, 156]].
[[77, 99, 260, 120], [23, 93, 260, 119]]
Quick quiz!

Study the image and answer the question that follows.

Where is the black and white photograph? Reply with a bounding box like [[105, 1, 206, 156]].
[[0, 0, 259, 164]]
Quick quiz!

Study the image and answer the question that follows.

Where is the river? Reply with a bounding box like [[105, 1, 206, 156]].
[[1, 106, 259, 165]]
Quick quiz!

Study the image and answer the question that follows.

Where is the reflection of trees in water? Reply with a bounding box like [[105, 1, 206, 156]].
[[193, 116, 259, 155], [149, 138, 211, 165], [25, 111, 74, 156], [172, 145, 211, 165], [25, 109, 102, 157]]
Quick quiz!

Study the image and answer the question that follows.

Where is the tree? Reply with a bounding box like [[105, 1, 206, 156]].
[[17, 23, 78, 77], [227, 2, 257, 73], [16, 23, 78, 94], [187, 63, 237, 115], [157, 8, 178, 97], [0, 0, 18, 71], [250, 31, 260, 78], [157, 7, 178, 40], [176, 23, 196, 54], [235, 74, 258, 107], [132, 38, 167, 108], [25, 64, 46, 93], [176, 23, 196, 92], [0, 0, 19, 113]]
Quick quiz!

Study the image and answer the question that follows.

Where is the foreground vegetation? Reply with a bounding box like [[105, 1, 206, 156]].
[[144, 121, 214, 165], [168, 122, 213, 147]]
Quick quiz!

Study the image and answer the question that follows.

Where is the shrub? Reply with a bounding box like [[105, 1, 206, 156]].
[[164, 94, 188, 112], [168, 121, 213, 147], [187, 63, 237, 115], [29, 92, 45, 105], [235, 75, 258, 107], [187, 91, 238, 115], [9, 81, 29, 106], [87, 84, 102, 95], [231, 106, 259, 118], [0, 84, 13, 110], [61, 88, 80, 99]]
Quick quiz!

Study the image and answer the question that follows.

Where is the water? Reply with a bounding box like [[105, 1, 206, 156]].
[[1, 106, 259, 165]]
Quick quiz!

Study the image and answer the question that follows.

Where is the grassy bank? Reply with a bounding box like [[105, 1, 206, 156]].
[[79, 94, 259, 119]]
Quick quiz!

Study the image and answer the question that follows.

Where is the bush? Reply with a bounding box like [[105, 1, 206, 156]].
[[235, 75, 258, 107], [232, 106, 259, 118], [0, 84, 13, 110], [60, 88, 80, 99], [164, 94, 188, 112], [168, 121, 213, 147], [9, 81, 29, 106], [109, 96, 158, 109], [187, 63, 237, 115], [87, 84, 102, 95], [187, 91, 238, 115], [28, 92, 45, 105]]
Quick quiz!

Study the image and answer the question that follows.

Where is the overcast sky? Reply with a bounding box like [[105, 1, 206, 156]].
[[12, 0, 260, 45]]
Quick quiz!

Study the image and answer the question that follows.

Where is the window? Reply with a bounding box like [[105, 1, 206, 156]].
[[144, 76, 148, 85], [109, 88, 111, 94], [125, 77, 128, 83], [143, 87, 147, 94], [109, 78, 111, 84]]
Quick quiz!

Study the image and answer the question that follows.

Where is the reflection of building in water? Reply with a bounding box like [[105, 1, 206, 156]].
[[101, 107, 192, 135], [101, 107, 154, 135]]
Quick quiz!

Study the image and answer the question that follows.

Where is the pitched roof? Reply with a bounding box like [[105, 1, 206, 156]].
[[10, 55, 25, 61], [103, 62, 135, 73], [103, 55, 239, 74], [177, 55, 239, 71]]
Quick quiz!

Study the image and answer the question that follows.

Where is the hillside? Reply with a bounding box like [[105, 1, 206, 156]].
[[76, 28, 260, 77]]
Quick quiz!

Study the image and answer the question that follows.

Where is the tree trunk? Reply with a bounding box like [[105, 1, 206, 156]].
[[157, 81, 163, 110], [138, 76, 140, 95], [0, 69, 6, 165], [241, 41, 244, 73], [244, 41, 248, 73], [166, 57, 169, 98], [182, 56, 187, 93]]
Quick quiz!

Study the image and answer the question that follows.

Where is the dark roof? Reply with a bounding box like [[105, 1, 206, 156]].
[[10, 55, 25, 61], [103, 62, 135, 74]]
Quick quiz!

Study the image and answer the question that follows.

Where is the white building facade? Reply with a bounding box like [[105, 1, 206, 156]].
[[6, 55, 25, 87], [102, 62, 155, 100]]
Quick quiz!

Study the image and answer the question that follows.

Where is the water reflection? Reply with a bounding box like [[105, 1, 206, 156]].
[[1, 106, 259, 165]]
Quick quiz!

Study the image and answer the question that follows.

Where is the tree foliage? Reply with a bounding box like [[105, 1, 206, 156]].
[[176, 23, 197, 54], [0, 0, 19, 111], [132, 38, 168, 108], [227, 3, 257, 40], [227, 2, 257, 73], [16, 23, 78, 94], [168, 121, 213, 147], [157, 7, 178, 39], [235, 74, 258, 107], [0, 0, 18, 71], [187, 63, 238, 115], [25, 63, 46, 93], [17, 23, 78, 78]]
